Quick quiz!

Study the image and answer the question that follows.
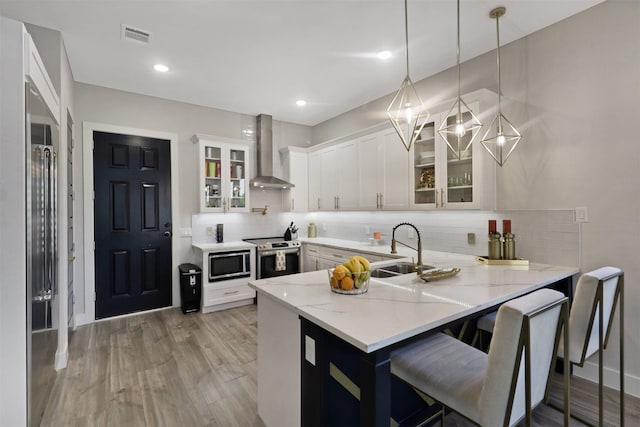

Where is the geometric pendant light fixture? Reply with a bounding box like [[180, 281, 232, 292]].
[[438, 0, 483, 160], [387, 0, 430, 152], [480, 6, 522, 167]]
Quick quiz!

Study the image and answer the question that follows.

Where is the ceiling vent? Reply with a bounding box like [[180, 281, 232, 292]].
[[121, 25, 152, 45]]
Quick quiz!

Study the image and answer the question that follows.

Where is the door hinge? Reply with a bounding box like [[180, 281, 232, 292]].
[[93, 241, 95, 251], [94, 291, 97, 302]]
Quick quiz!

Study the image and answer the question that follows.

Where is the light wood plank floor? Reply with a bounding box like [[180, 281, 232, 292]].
[[42, 305, 638, 426]]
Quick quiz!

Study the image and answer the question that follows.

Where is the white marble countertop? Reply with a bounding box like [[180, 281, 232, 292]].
[[192, 241, 256, 252], [249, 249, 579, 353]]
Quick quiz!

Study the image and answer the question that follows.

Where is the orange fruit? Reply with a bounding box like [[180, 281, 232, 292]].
[[330, 276, 340, 289], [333, 265, 348, 280], [340, 276, 354, 291]]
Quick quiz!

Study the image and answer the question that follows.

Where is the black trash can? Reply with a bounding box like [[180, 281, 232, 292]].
[[179, 263, 202, 314]]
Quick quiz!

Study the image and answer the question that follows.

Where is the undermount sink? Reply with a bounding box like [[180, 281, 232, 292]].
[[370, 262, 435, 278]]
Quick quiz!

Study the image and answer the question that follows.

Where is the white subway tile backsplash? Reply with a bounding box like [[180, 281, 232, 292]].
[[191, 209, 580, 268]]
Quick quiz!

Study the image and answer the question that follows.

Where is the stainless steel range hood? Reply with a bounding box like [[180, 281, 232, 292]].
[[250, 114, 295, 189]]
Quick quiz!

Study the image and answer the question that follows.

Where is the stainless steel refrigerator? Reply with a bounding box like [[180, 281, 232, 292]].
[[26, 83, 59, 425]]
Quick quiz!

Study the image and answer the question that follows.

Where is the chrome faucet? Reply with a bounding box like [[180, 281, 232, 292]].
[[391, 222, 423, 273]]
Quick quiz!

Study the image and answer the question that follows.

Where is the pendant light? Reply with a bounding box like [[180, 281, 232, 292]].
[[480, 6, 522, 167], [438, 0, 483, 160], [387, 0, 429, 152]]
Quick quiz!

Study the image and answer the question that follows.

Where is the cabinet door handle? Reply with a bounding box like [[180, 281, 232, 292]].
[[291, 198, 295, 211], [435, 189, 440, 207], [379, 193, 383, 209], [317, 197, 321, 210], [223, 197, 228, 212], [224, 290, 240, 295], [376, 193, 379, 209], [337, 196, 340, 210]]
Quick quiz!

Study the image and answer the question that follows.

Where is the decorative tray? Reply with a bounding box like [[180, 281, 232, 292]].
[[419, 268, 460, 282], [475, 256, 529, 266]]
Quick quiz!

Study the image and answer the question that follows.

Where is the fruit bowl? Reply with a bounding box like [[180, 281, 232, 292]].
[[328, 268, 370, 295]]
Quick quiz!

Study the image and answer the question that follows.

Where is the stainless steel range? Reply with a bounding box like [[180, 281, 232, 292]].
[[243, 237, 301, 279]]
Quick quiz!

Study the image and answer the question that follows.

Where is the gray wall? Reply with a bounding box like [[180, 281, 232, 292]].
[[310, 0, 640, 394], [72, 83, 312, 321]]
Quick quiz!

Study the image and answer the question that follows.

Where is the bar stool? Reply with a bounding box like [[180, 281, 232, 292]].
[[391, 289, 570, 427], [475, 267, 624, 427]]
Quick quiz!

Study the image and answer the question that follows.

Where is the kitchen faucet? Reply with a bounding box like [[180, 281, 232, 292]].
[[391, 222, 424, 273]]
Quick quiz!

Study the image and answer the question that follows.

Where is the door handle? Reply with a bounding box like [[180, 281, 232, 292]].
[[164, 231, 172, 238]]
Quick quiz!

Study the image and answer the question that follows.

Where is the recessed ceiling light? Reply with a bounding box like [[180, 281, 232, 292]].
[[153, 64, 169, 72], [377, 51, 392, 60], [296, 100, 307, 107]]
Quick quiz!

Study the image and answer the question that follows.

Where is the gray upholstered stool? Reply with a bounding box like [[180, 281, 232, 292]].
[[475, 267, 625, 427], [391, 289, 570, 427]]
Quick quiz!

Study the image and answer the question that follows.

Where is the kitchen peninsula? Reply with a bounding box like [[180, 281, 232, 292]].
[[249, 244, 578, 427]]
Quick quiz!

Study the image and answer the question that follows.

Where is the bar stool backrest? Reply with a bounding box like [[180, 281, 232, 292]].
[[562, 267, 623, 365], [480, 289, 567, 427]]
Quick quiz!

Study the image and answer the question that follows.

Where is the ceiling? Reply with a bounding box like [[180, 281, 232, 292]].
[[1, 0, 603, 126]]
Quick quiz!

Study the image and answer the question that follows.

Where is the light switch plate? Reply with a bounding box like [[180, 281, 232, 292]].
[[575, 206, 589, 223], [467, 233, 476, 245], [206, 226, 214, 236]]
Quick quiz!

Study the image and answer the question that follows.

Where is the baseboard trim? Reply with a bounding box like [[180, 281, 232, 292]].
[[574, 361, 640, 398], [54, 346, 68, 371]]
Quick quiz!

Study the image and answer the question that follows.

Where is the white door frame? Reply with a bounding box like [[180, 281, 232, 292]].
[[79, 122, 179, 325]]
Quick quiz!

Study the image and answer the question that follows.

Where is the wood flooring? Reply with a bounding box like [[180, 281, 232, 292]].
[[41, 304, 639, 426], [41, 305, 264, 426]]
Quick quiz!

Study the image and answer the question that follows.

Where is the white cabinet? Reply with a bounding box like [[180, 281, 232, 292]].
[[411, 98, 496, 210], [356, 127, 410, 210], [308, 151, 322, 211], [336, 141, 358, 210], [308, 141, 358, 211], [302, 243, 386, 272], [192, 244, 256, 314], [192, 134, 250, 213], [281, 147, 308, 212]]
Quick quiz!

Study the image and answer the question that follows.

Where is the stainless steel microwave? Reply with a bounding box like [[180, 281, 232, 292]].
[[208, 250, 251, 282]]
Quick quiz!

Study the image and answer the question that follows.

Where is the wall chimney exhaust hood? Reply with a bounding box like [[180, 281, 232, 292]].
[[250, 114, 295, 189]]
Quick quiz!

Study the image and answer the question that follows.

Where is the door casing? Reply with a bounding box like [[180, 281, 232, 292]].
[[79, 122, 179, 326]]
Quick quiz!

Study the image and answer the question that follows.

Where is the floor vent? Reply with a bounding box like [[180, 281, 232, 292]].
[[121, 25, 152, 45]]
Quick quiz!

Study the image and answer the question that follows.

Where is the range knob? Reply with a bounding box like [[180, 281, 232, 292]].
[[259, 244, 268, 249]]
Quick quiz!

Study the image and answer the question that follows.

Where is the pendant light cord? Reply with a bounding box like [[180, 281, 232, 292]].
[[496, 11, 502, 119], [404, 0, 410, 77], [456, 0, 461, 110]]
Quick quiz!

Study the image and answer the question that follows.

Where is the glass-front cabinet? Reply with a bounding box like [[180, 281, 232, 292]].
[[193, 134, 250, 213], [411, 97, 495, 210], [412, 120, 438, 207]]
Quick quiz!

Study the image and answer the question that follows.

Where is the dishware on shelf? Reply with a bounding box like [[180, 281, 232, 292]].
[[328, 268, 370, 295]]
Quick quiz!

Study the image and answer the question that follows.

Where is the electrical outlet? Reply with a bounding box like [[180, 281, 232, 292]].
[[467, 233, 476, 245], [206, 226, 214, 236], [575, 206, 589, 223]]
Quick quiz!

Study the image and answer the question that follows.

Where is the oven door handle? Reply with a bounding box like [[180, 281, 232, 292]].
[[259, 248, 300, 256], [209, 251, 251, 259]]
